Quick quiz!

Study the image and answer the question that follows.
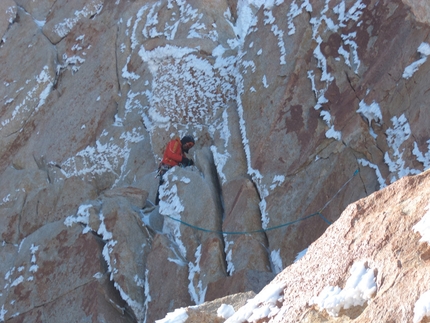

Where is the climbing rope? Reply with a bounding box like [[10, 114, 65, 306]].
[[160, 169, 360, 235]]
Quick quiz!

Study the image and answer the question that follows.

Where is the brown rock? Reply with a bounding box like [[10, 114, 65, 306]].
[[185, 291, 256, 323], [222, 178, 271, 274], [145, 234, 192, 323], [0, 220, 127, 321], [206, 269, 275, 303], [98, 195, 153, 321], [103, 186, 149, 209]]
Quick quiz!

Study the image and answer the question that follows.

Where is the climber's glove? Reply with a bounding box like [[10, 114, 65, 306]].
[[181, 157, 194, 167]]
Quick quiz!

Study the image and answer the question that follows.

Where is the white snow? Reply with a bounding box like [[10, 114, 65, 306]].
[[310, 261, 376, 317], [326, 125, 342, 141], [287, 0, 312, 35], [155, 307, 188, 323], [143, 269, 152, 322], [0, 305, 7, 322], [358, 158, 386, 189], [224, 237, 235, 275], [413, 290, 430, 323], [10, 276, 24, 287], [188, 245, 206, 305], [294, 248, 307, 263], [53, 2, 103, 38], [357, 99, 382, 126], [225, 283, 284, 323], [211, 145, 230, 185], [413, 203, 430, 244], [270, 249, 283, 274], [403, 42, 430, 79], [384, 114, 420, 182], [217, 304, 236, 319], [413, 140, 430, 170]]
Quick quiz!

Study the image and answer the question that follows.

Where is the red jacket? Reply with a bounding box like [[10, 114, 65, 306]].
[[161, 138, 185, 167]]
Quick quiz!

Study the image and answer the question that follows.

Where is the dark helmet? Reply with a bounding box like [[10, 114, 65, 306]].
[[181, 135, 195, 146]]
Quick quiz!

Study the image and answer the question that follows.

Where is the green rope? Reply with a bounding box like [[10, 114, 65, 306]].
[[161, 169, 360, 235]]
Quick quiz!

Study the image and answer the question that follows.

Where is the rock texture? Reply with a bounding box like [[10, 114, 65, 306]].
[[163, 169, 430, 323], [1, 0, 430, 322]]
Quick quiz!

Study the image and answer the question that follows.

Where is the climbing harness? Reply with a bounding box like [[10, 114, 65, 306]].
[[160, 169, 360, 235]]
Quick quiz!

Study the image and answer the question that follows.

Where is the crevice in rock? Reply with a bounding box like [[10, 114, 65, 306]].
[[345, 71, 361, 101], [354, 154, 369, 196], [114, 23, 123, 97], [205, 148, 230, 276]]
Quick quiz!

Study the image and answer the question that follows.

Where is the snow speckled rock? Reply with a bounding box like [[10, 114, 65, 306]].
[[0, 0, 16, 40], [0, 220, 133, 322], [1, 0, 430, 322], [159, 165, 227, 301], [235, 0, 430, 269], [0, 7, 57, 171]]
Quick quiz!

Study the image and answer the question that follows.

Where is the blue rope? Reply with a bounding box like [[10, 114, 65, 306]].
[[161, 169, 359, 235]]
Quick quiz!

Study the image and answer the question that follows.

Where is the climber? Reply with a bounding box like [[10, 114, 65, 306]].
[[155, 135, 195, 205]]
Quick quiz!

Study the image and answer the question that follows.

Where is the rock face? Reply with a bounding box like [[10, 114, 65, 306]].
[[162, 169, 430, 323], [1, 0, 430, 322]]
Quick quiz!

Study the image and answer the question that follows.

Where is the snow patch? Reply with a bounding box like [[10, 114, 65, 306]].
[[270, 249, 283, 274], [357, 99, 382, 126], [155, 307, 188, 323], [294, 248, 308, 263], [358, 158, 386, 189], [413, 203, 430, 244], [53, 2, 103, 38], [384, 114, 420, 183], [217, 304, 236, 319], [414, 290, 430, 323], [403, 42, 430, 79], [413, 140, 430, 170], [225, 283, 284, 323], [188, 245, 206, 305], [310, 261, 376, 317]]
